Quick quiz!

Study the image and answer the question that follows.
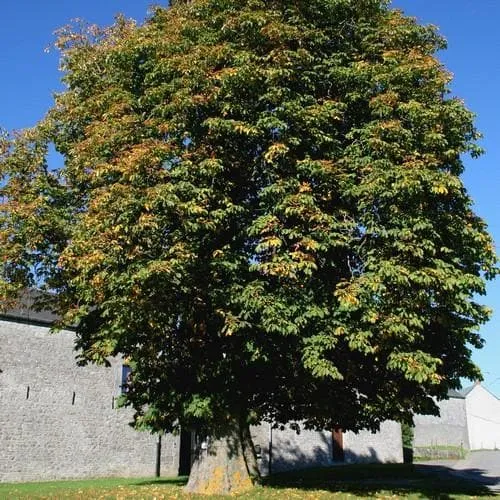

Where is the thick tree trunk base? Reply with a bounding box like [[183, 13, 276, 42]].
[[184, 421, 259, 495]]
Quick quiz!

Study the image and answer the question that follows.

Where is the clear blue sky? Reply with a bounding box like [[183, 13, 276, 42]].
[[1, 1, 499, 394], [389, 2, 500, 396]]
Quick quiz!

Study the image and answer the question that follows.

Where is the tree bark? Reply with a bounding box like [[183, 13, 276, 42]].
[[184, 418, 260, 495]]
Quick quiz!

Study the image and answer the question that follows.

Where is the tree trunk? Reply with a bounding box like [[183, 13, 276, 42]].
[[184, 418, 260, 495]]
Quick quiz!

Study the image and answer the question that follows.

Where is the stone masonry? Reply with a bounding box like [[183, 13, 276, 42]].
[[251, 421, 403, 474], [413, 395, 469, 450], [0, 315, 403, 482], [0, 319, 180, 482]]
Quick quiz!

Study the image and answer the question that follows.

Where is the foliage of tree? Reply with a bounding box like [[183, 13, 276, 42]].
[[0, 0, 497, 494]]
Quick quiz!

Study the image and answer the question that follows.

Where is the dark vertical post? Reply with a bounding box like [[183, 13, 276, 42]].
[[155, 435, 162, 477], [268, 423, 273, 476]]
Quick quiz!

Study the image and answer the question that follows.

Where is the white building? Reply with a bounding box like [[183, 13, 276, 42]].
[[462, 383, 500, 450]]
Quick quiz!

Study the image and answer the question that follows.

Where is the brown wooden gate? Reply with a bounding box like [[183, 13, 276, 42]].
[[332, 428, 344, 462]]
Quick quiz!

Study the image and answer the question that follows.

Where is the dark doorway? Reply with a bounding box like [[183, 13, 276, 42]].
[[178, 430, 192, 475], [332, 428, 345, 462]]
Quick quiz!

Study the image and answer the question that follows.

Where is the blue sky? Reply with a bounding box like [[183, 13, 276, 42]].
[[390, 2, 500, 395], [1, 1, 499, 394]]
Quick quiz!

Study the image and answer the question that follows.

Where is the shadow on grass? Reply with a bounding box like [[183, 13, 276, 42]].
[[132, 476, 188, 487], [264, 464, 494, 498]]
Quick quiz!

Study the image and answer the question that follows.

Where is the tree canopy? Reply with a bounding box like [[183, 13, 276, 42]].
[[0, 0, 497, 494]]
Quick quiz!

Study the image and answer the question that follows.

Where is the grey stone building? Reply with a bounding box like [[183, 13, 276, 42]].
[[251, 420, 403, 474], [0, 305, 402, 482], [413, 390, 469, 452], [0, 317, 181, 482], [413, 383, 500, 454]]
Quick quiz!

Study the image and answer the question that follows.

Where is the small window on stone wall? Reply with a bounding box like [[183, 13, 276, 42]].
[[121, 364, 132, 394]]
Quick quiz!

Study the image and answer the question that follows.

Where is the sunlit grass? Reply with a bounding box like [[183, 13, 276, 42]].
[[0, 464, 494, 498]]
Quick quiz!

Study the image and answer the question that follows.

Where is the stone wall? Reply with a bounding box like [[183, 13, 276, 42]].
[[413, 397, 469, 450], [343, 421, 403, 464], [0, 317, 404, 482], [251, 420, 403, 474], [0, 319, 180, 482]]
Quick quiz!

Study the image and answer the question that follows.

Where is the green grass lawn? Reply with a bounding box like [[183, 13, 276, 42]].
[[0, 464, 495, 499], [414, 444, 468, 461]]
